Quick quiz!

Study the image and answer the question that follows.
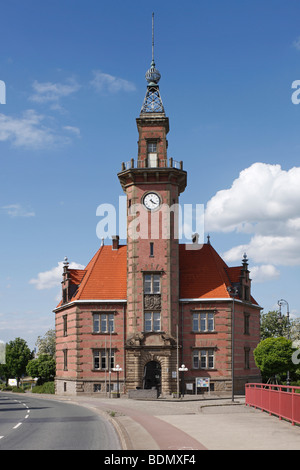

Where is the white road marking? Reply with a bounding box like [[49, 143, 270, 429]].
[[13, 423, 22, 429]]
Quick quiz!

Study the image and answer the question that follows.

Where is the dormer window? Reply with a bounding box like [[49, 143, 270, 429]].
[[147, 141, 157, 167]]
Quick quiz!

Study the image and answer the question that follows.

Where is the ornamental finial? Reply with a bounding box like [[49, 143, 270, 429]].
[[145, 13, 161, 86]]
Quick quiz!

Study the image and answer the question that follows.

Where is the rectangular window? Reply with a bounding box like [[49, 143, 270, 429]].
[[147, 142, 157, 153], [193, 350, 199, 369], [147, 141, 158, 168], [144, 312, 161, 332], [193, 349, 214, 369], [93, 313, 114, 333], [63, 315, 67, 336], [150, 242, 154, 257], [144, 274, 161, 294], [244, 347, 250, 369], [192, 312, 214, 332], [63, 349, 68, 370], [93, 349, 115, 370], [244, 313, 250, 335]]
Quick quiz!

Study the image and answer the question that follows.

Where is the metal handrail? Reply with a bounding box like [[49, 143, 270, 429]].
[[121, 158, 183, 171]]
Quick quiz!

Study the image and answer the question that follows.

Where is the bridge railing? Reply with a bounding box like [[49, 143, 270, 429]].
[[245, 383, 300, 426]]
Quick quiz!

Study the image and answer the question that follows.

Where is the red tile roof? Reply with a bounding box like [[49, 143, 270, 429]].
[[179, 243, 234, 299], [59, 243, 251, 307], [71, 245, 127, 301]]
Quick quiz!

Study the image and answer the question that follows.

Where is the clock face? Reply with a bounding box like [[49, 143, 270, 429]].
[[143, 192, 161, 210]]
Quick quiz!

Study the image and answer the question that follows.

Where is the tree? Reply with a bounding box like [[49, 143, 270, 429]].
[[260, 310, 289, 340], [36, 329, 56, 358], [5, 338, 33, 387], [253, 337, 297, 382], [0, 363, 10, 385], [260, 310, 300, 342], [26, 354, 56, 384]]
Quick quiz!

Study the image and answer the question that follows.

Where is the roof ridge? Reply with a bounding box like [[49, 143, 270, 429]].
[[206, 244, 231, 297]]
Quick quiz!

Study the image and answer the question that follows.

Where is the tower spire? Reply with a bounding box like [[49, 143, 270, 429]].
[[152, 11, 155, 65], [140, 12, 164, 114]]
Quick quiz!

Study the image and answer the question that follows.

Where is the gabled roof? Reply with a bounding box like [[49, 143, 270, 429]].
[[58, 242, 257, 307], [179, 243, 235, 299]]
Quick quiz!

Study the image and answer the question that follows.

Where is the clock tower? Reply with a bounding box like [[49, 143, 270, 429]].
[[118, 16, 187, 395]]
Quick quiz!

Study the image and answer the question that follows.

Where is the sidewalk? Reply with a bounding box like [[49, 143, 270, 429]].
[[55, 393, 300, 450]]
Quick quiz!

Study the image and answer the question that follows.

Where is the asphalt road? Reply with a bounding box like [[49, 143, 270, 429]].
[[0, 393, 121, 450]]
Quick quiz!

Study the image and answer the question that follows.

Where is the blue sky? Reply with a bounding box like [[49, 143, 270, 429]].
[[1, 0, 300, 350]]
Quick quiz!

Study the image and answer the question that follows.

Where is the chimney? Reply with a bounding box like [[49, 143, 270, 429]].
[[112, 235, 119, 250]]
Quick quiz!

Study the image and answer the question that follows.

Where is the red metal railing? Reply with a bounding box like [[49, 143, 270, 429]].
[[245, 383, 300, 426]]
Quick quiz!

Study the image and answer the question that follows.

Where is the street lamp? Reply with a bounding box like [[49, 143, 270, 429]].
[[112, 364, 122, 397], [278, 299, 290, 386], [227, 286, 239, 402], [178, 364, 188, 397]]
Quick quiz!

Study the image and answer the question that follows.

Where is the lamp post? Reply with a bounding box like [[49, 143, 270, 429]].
[[227, 286, 239, 402], [278, 299, 290, 386], [178, 364, 188, 397], [112, 364, 122, 397]]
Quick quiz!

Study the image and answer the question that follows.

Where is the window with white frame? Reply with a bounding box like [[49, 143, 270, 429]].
[[193, 349, 214, 369], [144, 274, 161, 294], [93, 349, 115, 370], [147, 141, 157, 167], [93, 313, 114, 333], [144, 312, 161, 332], [192, 312, 214, 332]]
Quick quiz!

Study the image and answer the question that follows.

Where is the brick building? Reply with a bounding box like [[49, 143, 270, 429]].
[[54, 41, 261, 397]]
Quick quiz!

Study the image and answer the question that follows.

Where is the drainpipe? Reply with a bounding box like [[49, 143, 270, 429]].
[[123, 304, 126, 393]]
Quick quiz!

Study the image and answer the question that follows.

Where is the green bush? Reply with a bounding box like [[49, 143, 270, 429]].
[[12, 386, 25, 393], [0, 384, 13, 391], [32, 381, 55, 394]]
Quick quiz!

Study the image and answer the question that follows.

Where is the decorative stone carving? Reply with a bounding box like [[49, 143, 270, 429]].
[[126, 332, 144, 347], [144, 294, 161, 310]]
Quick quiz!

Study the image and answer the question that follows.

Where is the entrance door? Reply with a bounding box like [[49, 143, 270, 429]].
[[143, 361, 161, 394]]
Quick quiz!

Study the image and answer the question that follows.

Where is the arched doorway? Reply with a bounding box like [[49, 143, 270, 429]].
[[143, 361, 161, 394]]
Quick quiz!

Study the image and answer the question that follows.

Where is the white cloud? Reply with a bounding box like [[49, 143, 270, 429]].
[[29, 260, 85, 291], [205, 162, 300, 271], [0, 109, 70, 148], [63, 125, 81, 137], [1, 203, 35, 218], [29, 78, 81, 104], [248, 264, 280, 283], [223, 234, 300, 267], [293, 37, 300, 51], [90, 70, 136, 94]]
